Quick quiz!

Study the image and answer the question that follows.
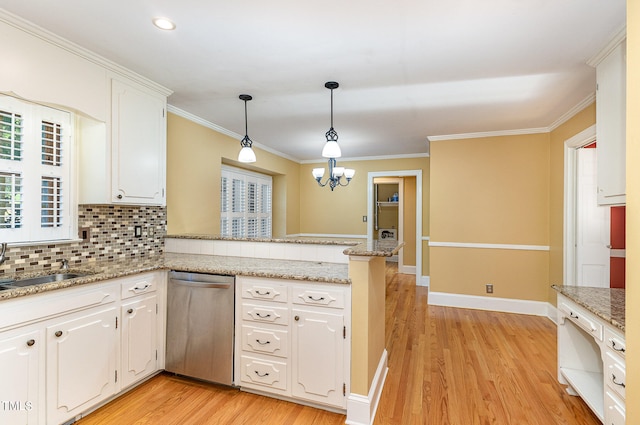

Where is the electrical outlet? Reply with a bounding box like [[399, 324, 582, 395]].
[[363, 216, 368, 222], [134, 225, 142, 238], [79, 227, 90, 242], [486, 283, 494, 294]]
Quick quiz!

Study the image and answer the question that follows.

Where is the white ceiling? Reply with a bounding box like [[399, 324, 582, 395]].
[[0, 1, 626, 161]]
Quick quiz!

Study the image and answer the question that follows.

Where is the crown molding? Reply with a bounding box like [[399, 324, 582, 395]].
[[587, 25, 627, 67], [167, 104, 301, 163], [427, 127, 549, 142], [0, 9, 172, 96], [548, 92, 596, 131]]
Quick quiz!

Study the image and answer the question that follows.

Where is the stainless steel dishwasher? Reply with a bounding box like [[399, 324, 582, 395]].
[[165, 271, 235, 385]]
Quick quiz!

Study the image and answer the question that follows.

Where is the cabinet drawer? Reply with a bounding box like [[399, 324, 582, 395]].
[[120, 273, 157, 299], [241, 303, 289, 326], [605, 390, 625, 425], [241, 279, 287, 303], [605, 351, 626, 400], [604, 327, 626, 360], [239, 355, 288, 391], [558, 300, 603, 341], [241, 325, 289, 358], [292, 286, 345, 309]]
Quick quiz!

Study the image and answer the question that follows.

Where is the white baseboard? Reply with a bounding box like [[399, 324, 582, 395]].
[[417, 275, 430, 287], [398, 264, 416, 275], [346, 349, 388, 425], [547, 303, 559, 324], [428, 291, 553, 317]]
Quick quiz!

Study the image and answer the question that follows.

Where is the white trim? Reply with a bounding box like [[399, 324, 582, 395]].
[[429, 241, 549, 251], [399, 265, 416, 275], [563, 124, 597, 285], [167, 105, 300, 163], [287, 233, 366, 240], [0, 10, 172, 96], [346, 349, 388, 425], [421, 235, 430, 241], [610, 249, 626, 258], [548, 94, 596, 131], [418, 276, 430, 287], [547, 303, 559, 325], [587, 26, 627, 67], [428, 292, 552, 317], [367, 170, 423, 280], [301, 152, 430, 164]]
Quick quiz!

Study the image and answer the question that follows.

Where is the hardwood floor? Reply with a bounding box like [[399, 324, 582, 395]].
[[77, 264, 600, 425]]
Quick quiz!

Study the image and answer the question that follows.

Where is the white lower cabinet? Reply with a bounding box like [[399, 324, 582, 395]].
[[121, 294, 158, 389], [235, 277, 350, 411], [0, 328, 43, 424], [0, 270, 165, 425], [46, 307, 118, 425]]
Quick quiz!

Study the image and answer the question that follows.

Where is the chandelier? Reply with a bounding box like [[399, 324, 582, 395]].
[[312, 81, 355, 190]]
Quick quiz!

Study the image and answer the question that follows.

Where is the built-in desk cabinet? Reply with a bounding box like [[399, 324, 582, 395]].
[[235, 276, 351, 411], [557, 294, 626, 424], [0, 271, 165, 425]]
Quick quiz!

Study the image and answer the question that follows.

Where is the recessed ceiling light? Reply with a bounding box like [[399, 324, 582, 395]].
[[152, 17, 176, 31]]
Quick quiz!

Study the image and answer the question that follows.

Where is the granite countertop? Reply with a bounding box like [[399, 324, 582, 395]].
[[344, 240, 405, 257], [0, 253, 350, 301], [552, 285, 625, 331], [165, 234, 361, 246]]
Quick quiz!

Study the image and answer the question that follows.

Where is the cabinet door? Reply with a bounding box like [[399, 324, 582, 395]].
[[46, 307, 117, 425], [291, 309, 345, 408], [0, 329, 42, 425], [111, 78, 166, 205], [121, 295, 158, 389], [596, 40, 626, 205]]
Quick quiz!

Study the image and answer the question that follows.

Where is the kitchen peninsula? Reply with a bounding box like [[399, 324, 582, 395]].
[[552, 285, 626, 425], [0, 235, 402, 425]]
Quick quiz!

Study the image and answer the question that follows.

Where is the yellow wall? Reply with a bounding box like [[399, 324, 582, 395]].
[[403, 176, 417, 265], [300, 157, 430, 275], [626, 1, 638, 422], [430, 133, 551, 300], [166, 113, 300, 237]]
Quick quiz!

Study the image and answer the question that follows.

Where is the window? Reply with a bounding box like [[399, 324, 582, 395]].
[[0, 95, 74, 243], [220, 165, 272, 238]]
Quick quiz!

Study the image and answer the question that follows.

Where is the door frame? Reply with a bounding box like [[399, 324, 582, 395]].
[[564, 124, 597, 285], [367, 170, 422, 279]]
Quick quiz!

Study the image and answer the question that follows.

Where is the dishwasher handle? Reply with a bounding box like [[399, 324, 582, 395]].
[[170, 279, 232, 289]]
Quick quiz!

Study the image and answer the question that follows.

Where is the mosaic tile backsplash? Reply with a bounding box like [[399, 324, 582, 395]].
[[0, 205, 166, 275]]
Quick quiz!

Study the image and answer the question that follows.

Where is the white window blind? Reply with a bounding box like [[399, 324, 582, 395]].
[[220, 165, 272, 238], [0, 95, 74, 243]]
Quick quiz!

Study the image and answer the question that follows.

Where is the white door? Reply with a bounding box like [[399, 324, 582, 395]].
[[576, 148, 610, 287]]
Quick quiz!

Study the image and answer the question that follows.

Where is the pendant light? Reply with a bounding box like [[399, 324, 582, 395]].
[[312, 81, 355, 190], [238, 94, 256, 163]]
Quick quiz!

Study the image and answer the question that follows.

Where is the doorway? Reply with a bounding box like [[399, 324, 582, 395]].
[[367, 170, 422, 279]]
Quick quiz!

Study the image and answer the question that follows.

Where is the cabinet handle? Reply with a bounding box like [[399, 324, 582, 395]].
[[569, 312, 579, 319], [133, 284, 150, 292], [256, 339, 270, 345], [307, 295, 325, 301], [26, 339, 35, 347], [127, 308, 134, 314], [255, 371, 270, 378], [255, 290, 271, 296], [54, 331, 63, 338], [294, 315, 300, 321], [117, 194, 123, 199], [255, 312, 271, 318], [612, 340, 625, 353], [611, 374, 625, 388]]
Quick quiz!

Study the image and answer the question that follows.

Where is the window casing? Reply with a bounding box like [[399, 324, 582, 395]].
[[0, 95, 75, 243], [220, 165, 272, 238]]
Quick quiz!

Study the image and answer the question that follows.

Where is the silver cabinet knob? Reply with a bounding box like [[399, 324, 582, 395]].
[[127, 308, 133, 314], [294, 315, 300, 321], [55, 331, 63, 337], [117, 194, 123, 199], [26, 339, 35, 347]]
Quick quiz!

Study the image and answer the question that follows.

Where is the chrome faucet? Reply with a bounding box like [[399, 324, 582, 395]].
[[60, 259, 69, 270], [0, 243, 6, 265]]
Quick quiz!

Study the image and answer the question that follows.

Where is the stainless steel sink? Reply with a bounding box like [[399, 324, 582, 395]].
[[0, 272, 92, 291]]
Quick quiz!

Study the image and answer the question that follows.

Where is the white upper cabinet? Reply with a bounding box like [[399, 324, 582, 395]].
[[595, 38, 626, 205], [110, 78, 167, 205]]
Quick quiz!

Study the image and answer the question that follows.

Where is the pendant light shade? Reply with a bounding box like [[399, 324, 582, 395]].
[[238, 94, 256, 163]]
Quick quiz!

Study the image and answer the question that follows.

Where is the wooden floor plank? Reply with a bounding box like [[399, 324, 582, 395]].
[[77, 263, 600, 425]]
